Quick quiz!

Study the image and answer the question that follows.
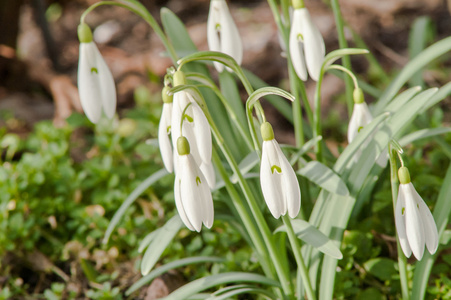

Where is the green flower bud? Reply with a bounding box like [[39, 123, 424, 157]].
[[173, 71, 186, 87], [177, 136, 190, 155], [162, 86, 173, 103], [292, 0, 305, 9], [353, 88, 364, 104], [398, 167, 411, 184], [78, 23, 93, 43], [261, 122, 275, 141]]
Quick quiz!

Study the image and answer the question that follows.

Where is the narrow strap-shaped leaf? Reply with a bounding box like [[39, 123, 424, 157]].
[[103, 168, 169, 244], [297, 161, 349, 196], [275, 219, 343, 259], [126, 256, 224, 295], [160, 272, 281, 300], [141, 216, 183, 275]]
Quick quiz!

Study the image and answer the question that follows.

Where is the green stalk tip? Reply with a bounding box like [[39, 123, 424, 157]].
[[162, 86, 173, 103], [177, 136, 190, 155], [292, 0, 305, 9], [398, 167, 411, 184], [173, 71, 186, 87], [353, 88, 364, 104], [261, 122, 275, 141], [78, 23, 93, 43]]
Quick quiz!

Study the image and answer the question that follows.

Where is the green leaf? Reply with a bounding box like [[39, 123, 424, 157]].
[[363, 258, 397, 281], [138, 230, 159, 253], [209, 287, 277, 300], [297, 161, 349, 196], [126, 256, 224, 295], [399, 127, 451, 146], [275, 219, 343, 259], [103, 169, 169, 244], [160, 272, 280, 300], [374, 36, 451, 114], [408, 16, 433, 88], [141, 215, 183, 275]]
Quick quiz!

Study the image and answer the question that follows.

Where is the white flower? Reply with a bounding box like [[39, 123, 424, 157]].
[[172, 92, 212, 168], [289, 7, 325, 81], [347, 102, 373, 144], [158, 103, 173, 173], [207, 0, 243, 72], [260, 122, 300, 219], [175, 137, 214, 232], [395, 167, 438, 260], [77, 23, 116, 124]]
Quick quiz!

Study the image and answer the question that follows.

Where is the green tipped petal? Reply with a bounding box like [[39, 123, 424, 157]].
[[78, 23, 93, 43]]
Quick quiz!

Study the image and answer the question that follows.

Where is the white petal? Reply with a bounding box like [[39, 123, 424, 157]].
[[200, 162, 216, 189], [158, 103, 173, 173], [298, 8, 325, 81], [180, 155, 205, 232], [174, 174, 195, 231], [347, 103, 373, 144], [220, 2, 243, 66], [91, 43, 116, 119], [78, 43, 103, 123], [395, 186, 412, 258], [289, 9, 307, 81], [171, 92, 190, 147], [192, 102, 212, 164], [207, 0, 224, 72], [414, 188, 439, 254], [403, 183, 425, 260], [260, 141, 286, 218], [275, 142, 301, 218], [200, 175, 214, 228]]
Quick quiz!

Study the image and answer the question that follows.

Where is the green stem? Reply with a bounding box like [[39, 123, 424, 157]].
[[389, 147, 410, 300], [212, 150, 276, 284], [81, 0, 179, 65], [313, 69, 325, 163], [330, 0, 353, 116], [206, 116, 293, 298], [282, 215, 316, 300], [327, 65, 359, 89]]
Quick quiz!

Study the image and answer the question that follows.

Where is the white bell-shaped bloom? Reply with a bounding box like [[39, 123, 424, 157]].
[[207, 0, 243, 72], [77, 23, 116, 123], [158, 87, 174, 172], [347, 102, 373, 144], [260, 122, 300, 219], [175, 137, 214, 232], [289, 7, 325, 81], [395, 167, 438, 260]]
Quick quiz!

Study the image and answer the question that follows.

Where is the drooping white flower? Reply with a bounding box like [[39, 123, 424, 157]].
[[207, 0, 243, 72], [289, 7, 325, 81], [347, 103, 373, 144], [395, 167, 438, 260], [77, 23, 116, 123], [158, 87, 174, 173], [260, 122, 300, 219], [171, 71, 212, 171], [174, 136, 214, 232]]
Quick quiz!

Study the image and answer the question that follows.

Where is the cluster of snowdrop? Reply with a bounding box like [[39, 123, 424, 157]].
[[76, 0, 438, 260]]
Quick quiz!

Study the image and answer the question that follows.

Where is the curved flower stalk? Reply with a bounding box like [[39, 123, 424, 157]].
[[260, 122, 300, 219], [171, 71, 213, 173], [289, 4, 325, 81], [207, 0, 243, 72], [395, 167, 438, 260], [158, 86, 174, 173], [77, 23, 116, 123], [175, 136, 214, 232]]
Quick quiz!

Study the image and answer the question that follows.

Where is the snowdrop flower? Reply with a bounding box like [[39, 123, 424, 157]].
[[289, 2, 325, 81], [174, 136, 214, 232], [207, 0, 243, 72], [171, 71, 212, 172], [395, 167, 438, 260], [158, 86, 174, 173], [260, 122, 300, 219], [347, 88, 373, 144], [77, 23, 116, 123]]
